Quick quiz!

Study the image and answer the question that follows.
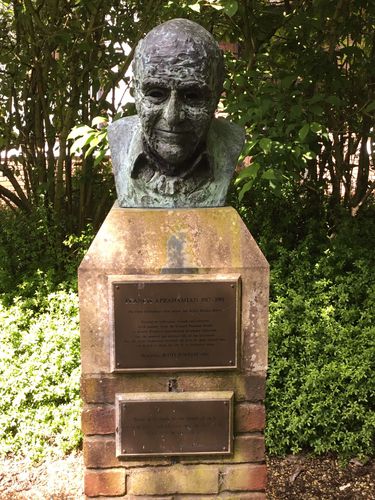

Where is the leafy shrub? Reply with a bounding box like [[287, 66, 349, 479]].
[[0, 286, 81, 461], [0, 206, 93, 460], [0, 205, 94, 302], [266, 211, 375, 459]]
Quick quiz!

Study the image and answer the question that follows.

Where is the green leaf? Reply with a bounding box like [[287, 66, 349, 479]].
[[91, 116, 107, 127], [261, 169, 276, 180], [259, 138, 272, 154], [234, 74, 246, 86], [188, 3, 201, 12], [259, 99, 272, 114], [204, 0, 224, 10], [209, 3, 224, 10], [303, 151, 316, 160], [238, 179, 253, 201], [93, 148, 107, 166], [69, 132, 95, 154], [310, 122, 322, 134], [286, 124, 296, 135], [339, 45, 364, 58], [223, 79, 231, 90], [84, 132, 107, 158], [299, 124, 310, 141], [244, 140, 258, 155], [309, 94, 325, 104], [84, 139, 100, 158], [223, 0, 238, 17], [326, 95, 342, 107], [310, 104, 324, 116], [67, 125, 93, 140], [364, 101, 375, 113], [235, 162, 260, 183], [280, 75, 296, 89], [290, 104, 303, 119]]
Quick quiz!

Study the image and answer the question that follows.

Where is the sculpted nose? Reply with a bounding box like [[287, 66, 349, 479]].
[[164, 90, 185, 126]]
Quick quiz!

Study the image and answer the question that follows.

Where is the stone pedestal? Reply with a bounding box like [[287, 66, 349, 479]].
[[79, 205, 269, 498]]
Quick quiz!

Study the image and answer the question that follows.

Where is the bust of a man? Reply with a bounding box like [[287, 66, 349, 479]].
[[108, 18, 244, 208]]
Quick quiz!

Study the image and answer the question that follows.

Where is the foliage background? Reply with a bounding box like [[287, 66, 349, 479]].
[[0, 0, 374, 461]]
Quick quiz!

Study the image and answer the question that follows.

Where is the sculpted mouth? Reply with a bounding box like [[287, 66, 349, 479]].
[[155, 128, 191, 135]]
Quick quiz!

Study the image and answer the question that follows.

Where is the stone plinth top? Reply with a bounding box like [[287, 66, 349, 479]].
[[79, 205, 268, 274]]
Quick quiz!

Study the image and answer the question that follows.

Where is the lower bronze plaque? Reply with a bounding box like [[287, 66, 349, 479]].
[[116, 392, 233, 457], [110, 275, 240, 371]]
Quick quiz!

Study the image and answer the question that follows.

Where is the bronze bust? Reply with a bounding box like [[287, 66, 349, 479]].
[[108, 18, 245, 208]]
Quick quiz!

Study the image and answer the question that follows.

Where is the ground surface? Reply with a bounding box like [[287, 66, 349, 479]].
[[0, 453, 84, 499], [267, 455, 375, 499], [0, 452, 374, 499]]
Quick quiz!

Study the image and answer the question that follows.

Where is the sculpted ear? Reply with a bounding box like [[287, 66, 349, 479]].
[[132, 38, 144, 81], [131, 39, 144, 107]]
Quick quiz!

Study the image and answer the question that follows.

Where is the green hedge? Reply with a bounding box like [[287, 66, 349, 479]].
[[0, 286, 81, 460], [0, 207, 90, 460], [266, 217, 375, 459]]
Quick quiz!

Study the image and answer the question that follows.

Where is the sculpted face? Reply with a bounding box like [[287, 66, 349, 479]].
[[135, 63, 215, 167], [133, 19, 224, 169]]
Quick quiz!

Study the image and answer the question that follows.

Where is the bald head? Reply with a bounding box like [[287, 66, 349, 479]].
[[133, 18, 225, 100]]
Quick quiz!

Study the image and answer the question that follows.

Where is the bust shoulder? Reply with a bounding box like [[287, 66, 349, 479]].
[[108, 116, 141, 176], [209, 118, 245, 153], [208, 118, 245, 177]]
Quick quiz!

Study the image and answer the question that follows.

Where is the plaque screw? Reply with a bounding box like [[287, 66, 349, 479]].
[[116, 362, 121, 367], [222, 446, 227, 451], [122, 449, 126, 453], [224, 402, 228, 406], [115, 285, 119, 290], [231, 284, 234, 288], [229, 360, 233, 365]]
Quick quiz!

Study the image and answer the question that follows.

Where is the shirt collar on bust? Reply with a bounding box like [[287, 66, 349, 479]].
[[130, 138, 213, 183]]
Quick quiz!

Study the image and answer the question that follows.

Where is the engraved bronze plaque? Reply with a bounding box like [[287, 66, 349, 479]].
[[116, 392, 233, 457], [111, 277, 240, 371]]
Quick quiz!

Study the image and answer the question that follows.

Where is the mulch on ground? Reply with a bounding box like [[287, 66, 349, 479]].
[[268, 454, 375, 499]]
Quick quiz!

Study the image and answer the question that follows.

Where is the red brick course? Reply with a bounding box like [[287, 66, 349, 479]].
[[84, 468, 125, 497], [84, 436, 172, 469], [82, 405, 115, 435], [235, 403, 266, 432], [221, 464, 267, 491]]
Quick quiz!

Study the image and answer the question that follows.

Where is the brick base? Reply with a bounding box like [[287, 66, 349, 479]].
[[84, 463, 266, 497], [81, 390, 267, 497]]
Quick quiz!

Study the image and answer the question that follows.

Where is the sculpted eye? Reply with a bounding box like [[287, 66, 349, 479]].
[[145, 88, 168, 102], [183, 90, 203, 102]]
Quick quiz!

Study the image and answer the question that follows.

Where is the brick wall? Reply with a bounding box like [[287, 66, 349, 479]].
[[82, 393, 267, 497]]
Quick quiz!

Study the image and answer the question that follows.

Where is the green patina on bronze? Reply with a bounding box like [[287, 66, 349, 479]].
[[108, 19, 245, 208]]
